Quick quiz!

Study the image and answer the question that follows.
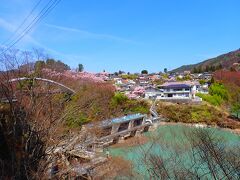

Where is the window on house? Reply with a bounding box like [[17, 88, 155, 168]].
[[173, 88, 183, 91]]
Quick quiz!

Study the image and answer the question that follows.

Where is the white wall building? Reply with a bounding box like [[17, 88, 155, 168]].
[[158, 81, 202, 101], [144, 86, 163, 99]]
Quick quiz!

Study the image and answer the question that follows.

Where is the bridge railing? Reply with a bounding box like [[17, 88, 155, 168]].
[[8, 77, 76, 94]]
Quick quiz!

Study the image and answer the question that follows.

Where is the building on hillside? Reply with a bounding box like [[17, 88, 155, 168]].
[[158, 81, 202, 103], [114, 77, 123, 85], [139, 80, 150, 87], [115, 79, 138, 93], [199, 73, 213, 80], [137, 75, 151, 87], [124, 86, 145, 99], [95, 71, 111, 81], [149, 74, 161, 81], [84, 113, 148, 141], [184, 71, 191, 75], [144, 86, 163, 99], [128, 79, 136, 85], [198, 83, 209, 94]]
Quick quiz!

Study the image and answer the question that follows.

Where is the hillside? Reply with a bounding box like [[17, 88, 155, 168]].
[[171, 49, 240, 73]]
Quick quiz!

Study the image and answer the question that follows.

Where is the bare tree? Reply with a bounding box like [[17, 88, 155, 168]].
[[0, 49, 69, 179], [136, 127, 240, 180]]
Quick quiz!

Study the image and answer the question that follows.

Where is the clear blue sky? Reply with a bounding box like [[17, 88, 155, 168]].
[[0, 0, 240, 73]]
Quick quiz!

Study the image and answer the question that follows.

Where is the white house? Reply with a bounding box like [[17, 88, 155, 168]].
[[114, 78, 123, 85], [158, 81, 201, 101], [144, 86, 163, 99], [198, 83, 209, 94]]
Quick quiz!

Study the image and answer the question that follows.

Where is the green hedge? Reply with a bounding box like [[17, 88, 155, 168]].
[[196, 83, 229, 106], [196, 93, 223, 106], [209, 83, 229, 100]]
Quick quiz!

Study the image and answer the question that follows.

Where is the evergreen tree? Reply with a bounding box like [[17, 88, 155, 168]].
[[210, 77, 215, 84], [210, 66, 216, 72], [164, 68, 168, 73], [197, 66, 202, 73], [217, 64, 223, 70], [205, 65, 209, 72], [118, 70, 125, 75], [141, 70, 148, 74], [34, 61, 45, 72], [192, 67, 198, 73], [78, 64, 84, 72]]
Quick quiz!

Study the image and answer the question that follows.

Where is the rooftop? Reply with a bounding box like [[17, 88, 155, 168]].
[[160, 81, 200, 88], [87, 113, 146, 128], [112, 113, 145, 124]]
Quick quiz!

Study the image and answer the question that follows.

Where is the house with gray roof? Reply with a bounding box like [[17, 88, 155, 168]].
[[158, 81, 202, 103]]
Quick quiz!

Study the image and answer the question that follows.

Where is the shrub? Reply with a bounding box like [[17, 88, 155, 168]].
[[230, 103, 240, 119], [65, 108, 90, 128], [196, 93, 223, 106], [199, 79, 206, 85], [121, 74, 138, 80], [125, 100, 149, 114], [63, 87, 150, 128], [111, 93, 128, 107], [196, 83, 228, 106], [190, 107, 212, 123], [209, 83, 229, 100], [111, 93, 149, 114], [156, 102, 225, 124], [63, 83, 115, 127]]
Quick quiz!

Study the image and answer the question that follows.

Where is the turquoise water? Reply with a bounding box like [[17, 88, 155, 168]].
[[109, 125, 240, 179]]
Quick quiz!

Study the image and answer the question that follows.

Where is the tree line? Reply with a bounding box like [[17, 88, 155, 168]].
[[192, 64, 223, 73]]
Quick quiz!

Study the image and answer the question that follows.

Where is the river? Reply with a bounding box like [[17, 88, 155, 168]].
[[108, 124, 240, 179]]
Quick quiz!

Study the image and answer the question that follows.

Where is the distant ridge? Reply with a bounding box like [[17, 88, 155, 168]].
[[171, 49, 240, 73]]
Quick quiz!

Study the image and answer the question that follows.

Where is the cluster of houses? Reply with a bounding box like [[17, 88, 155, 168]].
[[46, 71, 213, 178], [98, 71, 212, 103]]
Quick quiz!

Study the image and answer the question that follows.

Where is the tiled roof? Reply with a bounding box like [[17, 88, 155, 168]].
[[160, 81, 199, 88]]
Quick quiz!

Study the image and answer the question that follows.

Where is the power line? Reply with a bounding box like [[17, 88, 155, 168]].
[[1, 0, 43, 46], [4, 0, 59, 47], [0, 0, 62, 56]]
